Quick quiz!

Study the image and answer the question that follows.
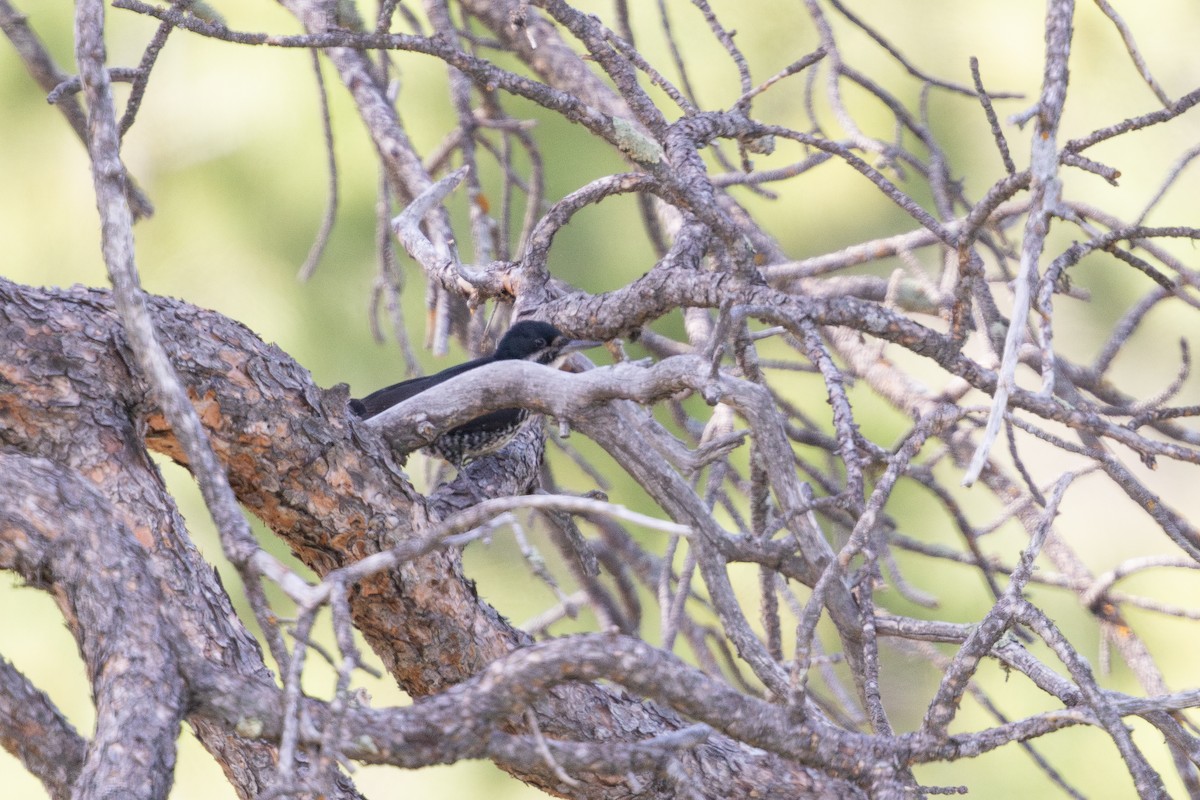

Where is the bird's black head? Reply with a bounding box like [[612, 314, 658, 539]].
[[493, 321, 566, 361], [493, 321, 599, 365]]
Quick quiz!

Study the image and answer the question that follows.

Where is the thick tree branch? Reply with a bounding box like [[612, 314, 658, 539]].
[[0, 454, 186, 800]]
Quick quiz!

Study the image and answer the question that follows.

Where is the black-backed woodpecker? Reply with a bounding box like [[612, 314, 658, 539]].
[[350, 321, 599, 465]]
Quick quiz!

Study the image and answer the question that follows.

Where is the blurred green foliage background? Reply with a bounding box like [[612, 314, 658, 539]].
[[3, 1, 1200, 797]]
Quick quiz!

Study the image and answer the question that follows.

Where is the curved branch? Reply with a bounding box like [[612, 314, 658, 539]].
[[0, 454, 186, 800]]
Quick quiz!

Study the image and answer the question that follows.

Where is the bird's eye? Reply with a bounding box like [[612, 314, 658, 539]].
[[535, 338, 545, 348]]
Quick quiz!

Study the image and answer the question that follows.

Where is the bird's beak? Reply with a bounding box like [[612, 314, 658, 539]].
[[559, 337, 604, 355], [550, 336, 604, 369]]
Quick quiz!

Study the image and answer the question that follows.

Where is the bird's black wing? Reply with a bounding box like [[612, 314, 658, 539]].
[[350, 357, 492, 419]]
